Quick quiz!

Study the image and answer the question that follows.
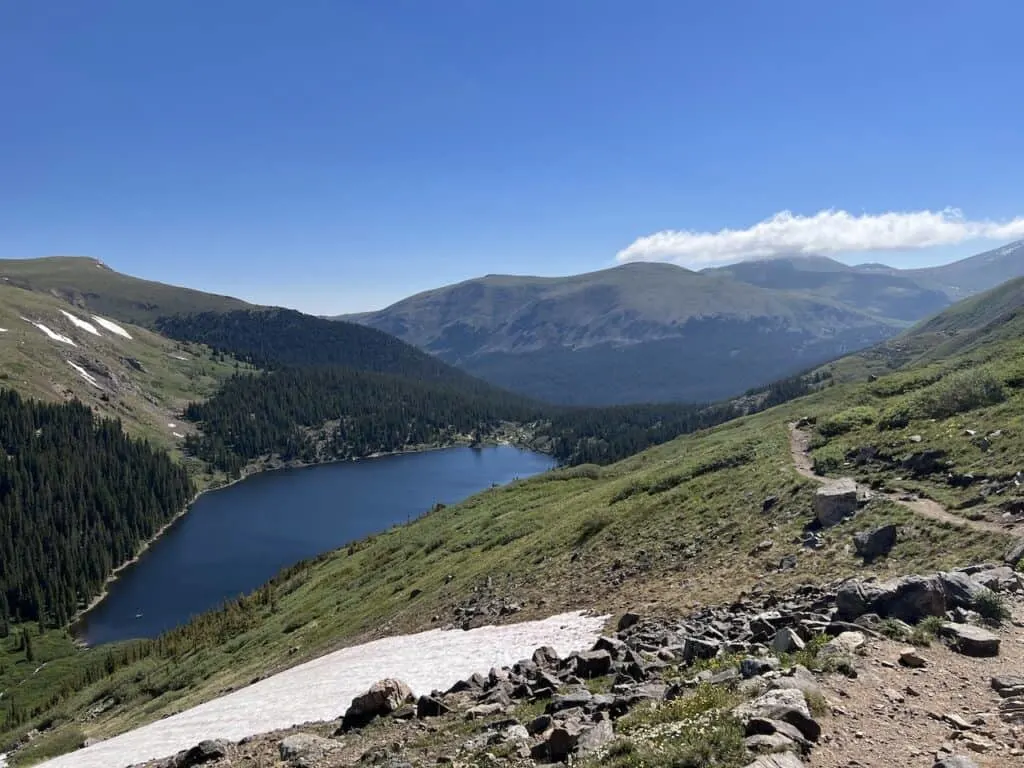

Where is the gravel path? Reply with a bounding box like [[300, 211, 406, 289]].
[[38, 611, 606, 768], [788, 423, 1015, 536]]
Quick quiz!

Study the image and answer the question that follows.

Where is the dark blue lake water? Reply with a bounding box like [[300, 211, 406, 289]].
[[78, 446, 554, 645]]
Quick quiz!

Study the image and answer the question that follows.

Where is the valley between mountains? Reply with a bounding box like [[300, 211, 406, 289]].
[[2, 253, 1024, 767]]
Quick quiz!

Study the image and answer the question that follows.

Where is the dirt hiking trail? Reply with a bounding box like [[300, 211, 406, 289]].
[[788, 423, 1018, 537]]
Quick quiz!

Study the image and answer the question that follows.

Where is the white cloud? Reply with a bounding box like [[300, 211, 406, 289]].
[[616, 208, 1024, 267]]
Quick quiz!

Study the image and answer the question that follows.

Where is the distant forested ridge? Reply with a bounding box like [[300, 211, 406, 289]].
[[163, 308, 826, 473], [0, 390, 193, 626], [156, 308, 484, 385], [182, 367, 539, 475]]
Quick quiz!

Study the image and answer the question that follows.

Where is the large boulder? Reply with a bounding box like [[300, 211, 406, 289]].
[[937, 623, 1000, 657], [814, 479, 858, 527], [937, 571, 992, 610], [852, 524, 897, 563], [341, 678, 414, 730], [836, 575, 946, 623]]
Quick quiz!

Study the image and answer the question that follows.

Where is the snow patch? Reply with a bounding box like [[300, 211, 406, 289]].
[[0, 328, 7, 333], [22, 318, 76, 346], [59, 310, 101, 337], [169, 354, 189, 361], [168, 423, 177, 428], [67, 361, 102, 389], [91, 315, 132, 339], [37, 611, 605, 768], [172, 432, 185, 438]]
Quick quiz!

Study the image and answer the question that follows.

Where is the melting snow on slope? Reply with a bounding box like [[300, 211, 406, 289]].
[[172, 432, 185, 438], [38, 611, 605, 768], [168, 422, 177, 428], [0, 328, 7, 333], [58, 309, 101, 336], [91, 315, 132, 339], [21, 318, 76, 346], [66, 361, 102, 389]]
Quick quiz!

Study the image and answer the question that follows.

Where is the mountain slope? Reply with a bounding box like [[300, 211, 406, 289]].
[[342, 262, 901, 405], [12, 280, 1024, 764], [154, 308, 493, 387], [904, 239, 1024, 298], [0, 282, 239, 451], [706, 255, 951, 321], [0, 256, 250, 327]]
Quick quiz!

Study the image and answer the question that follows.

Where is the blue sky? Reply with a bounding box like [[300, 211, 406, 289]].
[[3, 1, 1024, 313]]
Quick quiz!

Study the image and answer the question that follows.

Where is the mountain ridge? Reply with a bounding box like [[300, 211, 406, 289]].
[[339, 240, 1024, 405]]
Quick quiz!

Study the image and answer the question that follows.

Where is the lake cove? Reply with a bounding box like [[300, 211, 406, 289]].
[[77, 446, 555, 645]]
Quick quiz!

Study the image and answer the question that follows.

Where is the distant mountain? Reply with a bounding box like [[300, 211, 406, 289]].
[[340, 262, 901, 405], [902, 240, 1024, 299], [704, 255, 950, 322], [0, 256, 250, 326]]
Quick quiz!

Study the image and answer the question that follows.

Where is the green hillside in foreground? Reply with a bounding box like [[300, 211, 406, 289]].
[[6, 283, 1024, 763]]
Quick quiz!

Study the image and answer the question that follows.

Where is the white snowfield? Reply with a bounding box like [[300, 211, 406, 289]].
[[59, 309, 101, 337], [67, 361, 102, 389], [0, 328, 8, 332], [22, 318, 76, 347], [92, 315, 133, 339], [38, 611, 606, 768]]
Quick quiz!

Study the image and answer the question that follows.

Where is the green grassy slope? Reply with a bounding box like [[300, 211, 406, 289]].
[[0, 257, 250, 327], [0, 283, 241, 454], [9, 310, 1021, 760]]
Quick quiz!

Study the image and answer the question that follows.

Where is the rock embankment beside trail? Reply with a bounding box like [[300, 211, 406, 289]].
[[120, 562, 1024, 768]]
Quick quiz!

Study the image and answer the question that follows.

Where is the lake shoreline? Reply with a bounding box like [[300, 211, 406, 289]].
[[73, 436, 549, 641]]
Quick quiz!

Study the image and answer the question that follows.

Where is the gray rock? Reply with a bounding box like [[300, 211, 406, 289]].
[[937, 571, 992, 610], [733, 688, 821, 742], [898, 648, 928, 668], [545, 721, 584, 761], [683, 635, 721, 662], [819, 631, 865, 660], [342, 678, 414, 729], [279, 733, 335, 762], [768, 665, 823, 699], [573, 649, 612, 676], [972, 566, 1019, 593], [465, 702, 506, 719], [1004, 537, 1024, 568], [527, 713, 552, 735], [772, 628, 805, 654], [932, 757, 980, 768], [938, 623, 1000, 657], [991, 675, 1024, 697], [180, 740, 230, 767], [416, 695, 450, 718], [532, 646, 560, 668], [852, 524, 897, 562], [617, 611, 640, 631], [547, 690, 593, 713], [836, 575, 946, 623], [575, 719, 614, 757], [814, 478, 858, 527], [740, 656, 780, 679]]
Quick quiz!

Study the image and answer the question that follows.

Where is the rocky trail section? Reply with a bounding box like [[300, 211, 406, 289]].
[[110, 560, 1024, 768], [789, 423, 1016, 536]]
